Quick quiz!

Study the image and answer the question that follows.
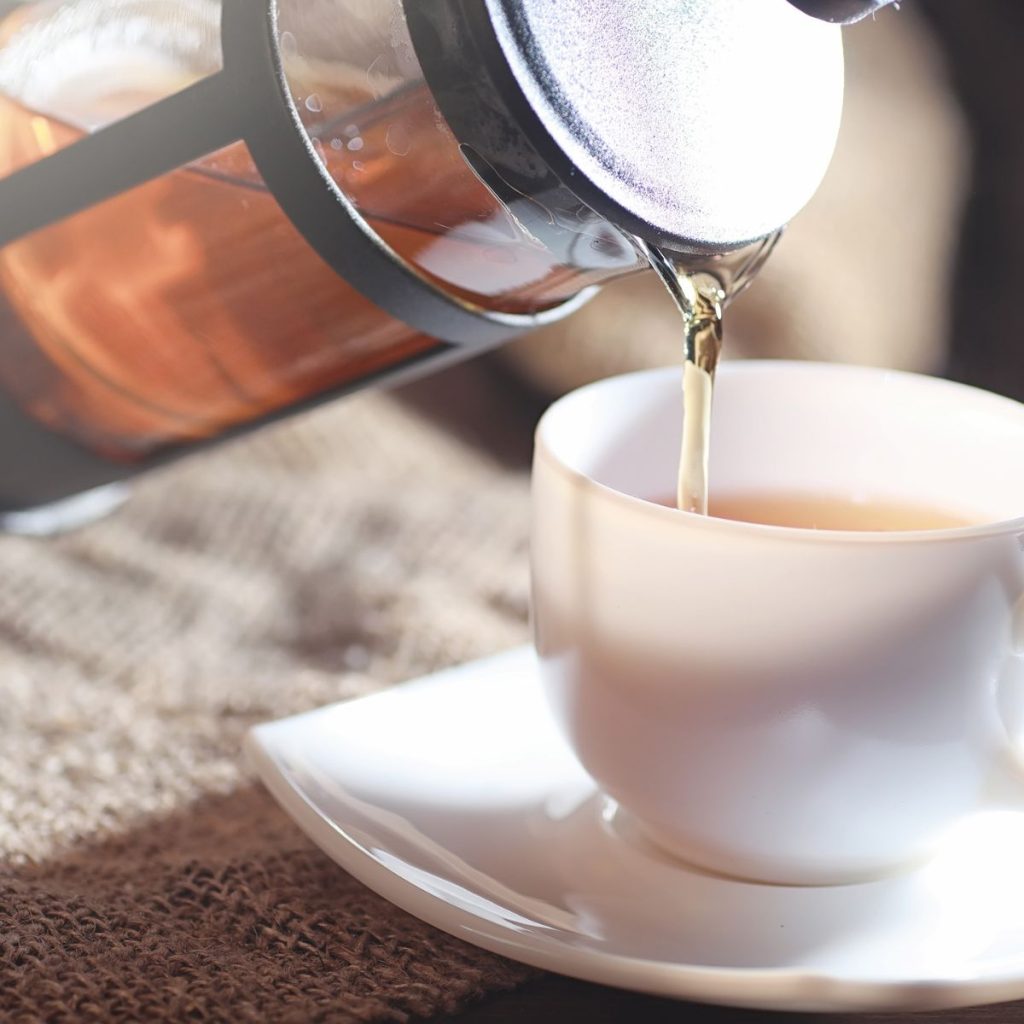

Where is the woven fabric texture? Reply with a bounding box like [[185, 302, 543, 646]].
[[0, 385, 537, 1023]]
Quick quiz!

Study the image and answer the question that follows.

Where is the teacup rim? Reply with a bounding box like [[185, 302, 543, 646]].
[[534, 360, 1024, 546]]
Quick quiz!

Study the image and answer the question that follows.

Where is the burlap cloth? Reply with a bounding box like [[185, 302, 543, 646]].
[[0, 6, 972, 1023], [0, 381, 540, 1022]]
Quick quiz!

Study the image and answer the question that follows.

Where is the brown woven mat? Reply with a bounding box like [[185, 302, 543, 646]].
[[0, 373, 538, 1023]]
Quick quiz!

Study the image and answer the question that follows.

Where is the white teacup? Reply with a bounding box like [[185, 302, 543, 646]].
[[532, 361, 1024, 885]]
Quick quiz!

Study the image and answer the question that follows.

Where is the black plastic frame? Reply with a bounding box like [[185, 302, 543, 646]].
[[0, 0, 589, 345], [219, 0, 590, 346]]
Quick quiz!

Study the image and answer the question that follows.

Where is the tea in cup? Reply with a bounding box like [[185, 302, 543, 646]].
[[532, 361, 1024, 885]]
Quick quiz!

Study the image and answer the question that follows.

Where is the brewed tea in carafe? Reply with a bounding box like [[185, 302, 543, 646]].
[[0, 0, 857, 522], [0, 1, 639, 461]]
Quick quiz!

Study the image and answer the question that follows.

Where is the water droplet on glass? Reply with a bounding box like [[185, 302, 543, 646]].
[[385, 123, 412, 157], [352, 160, 365, 172], [305, 93, 323, 113], [279, 30, 298, 56], [347, 137, 364, 152], [330, 138, 343, 151]]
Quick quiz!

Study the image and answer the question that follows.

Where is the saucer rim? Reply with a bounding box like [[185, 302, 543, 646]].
[[245, 645, 1024, 1014]]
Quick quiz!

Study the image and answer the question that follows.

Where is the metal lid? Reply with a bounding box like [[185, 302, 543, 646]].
[[408, 0, 845, 253]]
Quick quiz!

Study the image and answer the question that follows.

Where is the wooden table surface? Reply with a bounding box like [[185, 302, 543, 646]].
[[439, 976, 1019, 1022]]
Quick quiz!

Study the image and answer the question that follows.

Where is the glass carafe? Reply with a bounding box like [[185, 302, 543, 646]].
[[0, 0, 844, 524]]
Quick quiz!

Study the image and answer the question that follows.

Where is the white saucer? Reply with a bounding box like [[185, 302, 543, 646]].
[[246, 646, 1024, 1013]]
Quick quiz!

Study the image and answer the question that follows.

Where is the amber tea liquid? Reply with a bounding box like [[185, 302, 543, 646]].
[[0, 68, 622, 462], [656, 492, 975, 532]]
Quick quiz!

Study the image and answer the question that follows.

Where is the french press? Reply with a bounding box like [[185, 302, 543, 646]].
[[0, 0, 889, 527]]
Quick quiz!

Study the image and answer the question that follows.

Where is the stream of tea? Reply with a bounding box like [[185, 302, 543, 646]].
[[644, 247, 726, 515], [638, 236, 778, 516]]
